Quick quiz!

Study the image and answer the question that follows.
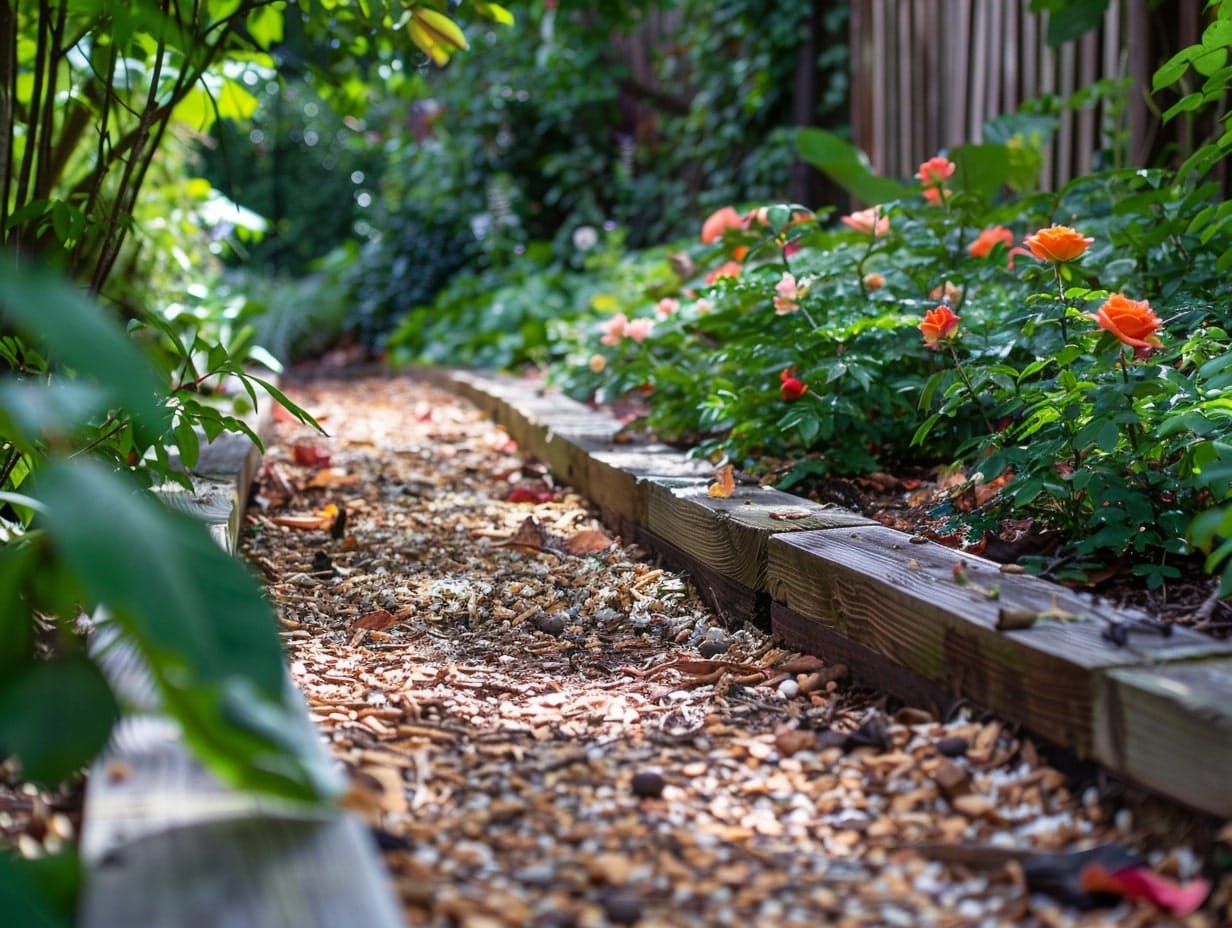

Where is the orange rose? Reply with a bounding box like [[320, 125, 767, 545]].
[[1024, 225, 1093, 263], [700, 206, 744, 245], [863, 272, 886, 291], [1093, 293, 1163, 355], [919, 305, 960, 351], [841, 206, 889, 237], [968, 225, 1015, 259]]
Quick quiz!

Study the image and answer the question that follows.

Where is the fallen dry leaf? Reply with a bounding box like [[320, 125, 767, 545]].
[[306, 467, 360, 489], [353, 609, 399, 631], [565, 528, 615, 555], [707, 463, 735, 498], [496, 515, 556, 556]]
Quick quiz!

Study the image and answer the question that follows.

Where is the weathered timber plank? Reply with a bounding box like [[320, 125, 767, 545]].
[[425, 368, 620, 494], [765, 526, 1232, 756], [1094, 658, 1232, 818], [80, 815, 401, 928], [635, 525, 767, 629], [645, 480, 876, 593], [771, 602, 960, 716], [587, 449, 709, 538]]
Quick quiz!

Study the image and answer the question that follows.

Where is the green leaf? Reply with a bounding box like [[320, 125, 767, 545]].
[[37, 460, 341, 801], [796, 129, 909, 206], [0, 262, 169, 446], [1163, 92, 1208, 123], [246, 3, 285, 48], [0, 655, 119, 784], [1030, 0, 1110, 47], [949, 143, 1012, 205], [1153, 48, 1197, 90], [0, 852, 80, 928]]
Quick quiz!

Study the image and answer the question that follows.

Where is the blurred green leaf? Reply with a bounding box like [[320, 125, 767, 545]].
[[0, 262, 169, 446], [796, 129, 908, 207], [37, 459, 340, 801], [0, 852, 80, 928], [0, 655, 118, 784]]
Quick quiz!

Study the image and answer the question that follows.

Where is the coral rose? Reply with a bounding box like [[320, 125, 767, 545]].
[[1024, 225, 1093, 263], [700, 206, 744, 245], [863, 272, 886, 291], [917, 155, 956, 186], [625, 317, 655, 342], [600, 313, 628, 347], [841, 206, 889, 237], [705, 260, 742, 284], [773, 272, 807, 315], [1093, 293, 1163, 357], [968, 225, 1015, 259], [655, 297, 680, 318], [919, 305, 960, 351]]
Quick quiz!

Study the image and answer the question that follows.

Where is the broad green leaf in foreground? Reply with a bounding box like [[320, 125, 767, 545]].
[[37, 459, 341, 802], [0, 655, 118, 784], [0, 262, 170, 446]]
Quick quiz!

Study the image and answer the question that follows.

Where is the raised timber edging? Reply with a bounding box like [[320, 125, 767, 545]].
[[79, 406, 402, 928], [421, 366, 1232, 819]]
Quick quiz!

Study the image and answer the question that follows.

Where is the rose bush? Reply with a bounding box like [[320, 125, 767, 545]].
[[536, 131, 1232, 594]]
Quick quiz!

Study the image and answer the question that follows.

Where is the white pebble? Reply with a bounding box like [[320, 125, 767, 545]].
[[778, 679, 800, 698]]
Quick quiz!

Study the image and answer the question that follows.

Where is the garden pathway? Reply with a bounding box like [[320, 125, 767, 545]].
[[240, 367, 1223, 927]]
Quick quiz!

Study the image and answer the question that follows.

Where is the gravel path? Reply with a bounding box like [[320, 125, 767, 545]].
[[240, 369, 1224, 928]]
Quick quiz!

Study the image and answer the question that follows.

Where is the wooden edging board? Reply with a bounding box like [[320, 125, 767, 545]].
[[422, 366, 1232, 820], [79, 419, 402, 927]]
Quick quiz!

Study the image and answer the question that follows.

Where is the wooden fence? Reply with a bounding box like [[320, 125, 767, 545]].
[[849, 0, 1205, 190]]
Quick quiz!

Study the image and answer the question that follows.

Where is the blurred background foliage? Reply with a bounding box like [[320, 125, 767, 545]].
[[198, 0, 850, 352]]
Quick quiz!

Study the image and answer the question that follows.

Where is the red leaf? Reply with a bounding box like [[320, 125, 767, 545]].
[[292, 443, 331, 467], [506, 484, 555, 504], [1079, 864, 1210, 916]]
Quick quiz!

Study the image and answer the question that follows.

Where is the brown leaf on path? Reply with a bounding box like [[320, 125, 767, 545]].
[[353, 609, 399, 631], [270, 514, 332, 530], [496, 515, 557, 557], [565, 528, 615, 555]]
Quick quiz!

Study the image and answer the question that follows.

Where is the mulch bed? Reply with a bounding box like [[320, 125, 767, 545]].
[[233, 366, 1229, 927]]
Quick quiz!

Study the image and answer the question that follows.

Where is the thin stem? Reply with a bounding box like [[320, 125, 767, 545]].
[[947, 343, 997, 435], [1052, 263, 1069, 343]]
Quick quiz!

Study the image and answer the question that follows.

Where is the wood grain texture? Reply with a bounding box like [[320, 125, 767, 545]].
[[766, 526, 1232, 755], [772, 603, 959, 717], [1094, 658, 1232, 818], [645, 481, 876, 592], [82, 386, 402, 928], [80, 815, 401, 928], [586, 446, 709, 538]]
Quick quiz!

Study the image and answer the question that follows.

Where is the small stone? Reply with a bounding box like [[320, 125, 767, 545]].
[[936, 736, 969, 757], [778, 679, 800, 698], [602, 890, 642, 925], [932, 758, 970, 796], [535, 613, 568, 635], [698, 637, 729, 657], [630, 769, 666, 799]]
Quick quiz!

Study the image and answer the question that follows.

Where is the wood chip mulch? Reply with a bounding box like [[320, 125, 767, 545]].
[[237, 368, 1229, 928]]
